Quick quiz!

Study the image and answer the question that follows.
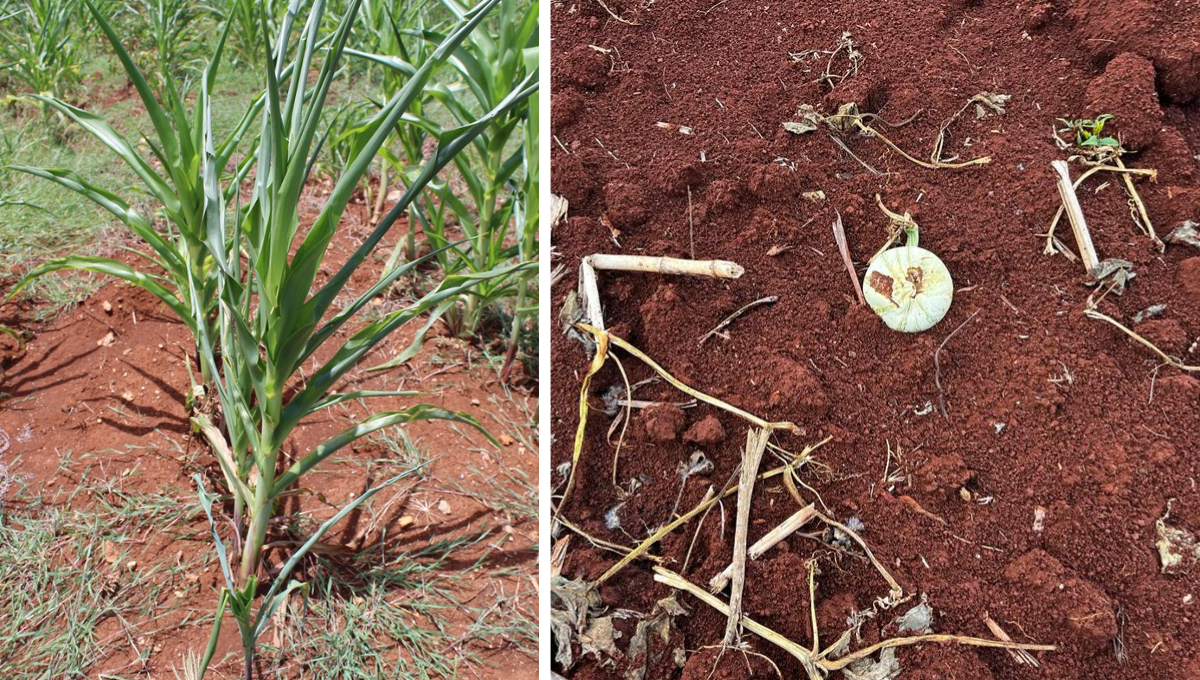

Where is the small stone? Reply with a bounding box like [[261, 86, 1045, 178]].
[[398, 515, 415, 528], [682, 415, 726, 445], [126, 560, 137, 571], [497, 433, 516, 447], [437, 499, 452, 515], [101, 300, 113, 314], [97, 332, 115, 347], [639, 403, 686, 442]]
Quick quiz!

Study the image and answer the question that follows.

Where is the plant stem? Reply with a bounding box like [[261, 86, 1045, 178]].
[[500, 278, 526, 380]]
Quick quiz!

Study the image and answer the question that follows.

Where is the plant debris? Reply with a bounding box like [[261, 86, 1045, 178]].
[[1131, 304, 1167, 324], [1166, 220, 1200, 249], [1088, 258, 1135, 294], [551, 576, 606, 669], [1156, 502, 1200, 575], [842, 648, 901, 680], [625, 595, 688, 680], [893, 600, 933, 635]]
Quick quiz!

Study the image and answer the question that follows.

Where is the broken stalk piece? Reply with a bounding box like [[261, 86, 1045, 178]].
[[587, 253, 744, 278], [723, 427, 770, 646], [1051, 160, 1101, 274], [710, 504, 817, 592]]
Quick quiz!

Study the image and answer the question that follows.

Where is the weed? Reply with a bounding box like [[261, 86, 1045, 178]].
[[1057, 114, 1120, 150]]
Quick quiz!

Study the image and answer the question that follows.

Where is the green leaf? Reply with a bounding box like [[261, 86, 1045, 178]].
[[6, 256, 193, 331], [271, 407, 487, 495]]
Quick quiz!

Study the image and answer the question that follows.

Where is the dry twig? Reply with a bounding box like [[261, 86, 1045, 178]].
[[698, 296, 779, 345], [832, 210, 865, 305]]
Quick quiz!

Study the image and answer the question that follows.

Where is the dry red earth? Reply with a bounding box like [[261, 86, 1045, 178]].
[[551, 1, 1200, 678], [0, 188, 538, 679]]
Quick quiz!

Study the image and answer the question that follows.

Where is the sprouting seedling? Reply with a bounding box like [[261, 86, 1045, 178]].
[[1057, 114, 1120, 149], [861, 196, 954, 333]]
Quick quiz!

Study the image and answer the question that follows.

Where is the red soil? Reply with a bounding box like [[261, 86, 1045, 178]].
[[550, 0, 1200, 678], [0, 188, 537, 678]]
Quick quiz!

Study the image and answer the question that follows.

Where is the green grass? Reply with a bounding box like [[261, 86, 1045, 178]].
[[263, 532, 536, 679], [0, 444, 536, 679], [0, 454, 210, 680]]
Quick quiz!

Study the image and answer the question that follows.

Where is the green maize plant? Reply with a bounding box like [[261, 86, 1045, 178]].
[[361, 0, 537, 351], [0, 0, 88, 104], [223, 0, 285, 81], [182, 0, 537, 675], [345, 4, 443, 252], [121, 0, 218, 86], [501, 40, 536, 380], [3, 0, 263, 391]]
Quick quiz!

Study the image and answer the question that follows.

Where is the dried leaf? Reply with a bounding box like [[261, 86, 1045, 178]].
[[579, 616, 620, 661], [1088, 258, 1135, 295], [1132, 304, 1167, 324], [551, 576, 604, 669], [625, 595, 687, 680], [1157, 508, 1200, 574], [894, 601, 933, 634], [784, 120, 819, 135], [970, 92, 1011, 117], [842, 648, 901, 680], [783, 104, 825, 135], [1166, 220, 1200, 249]]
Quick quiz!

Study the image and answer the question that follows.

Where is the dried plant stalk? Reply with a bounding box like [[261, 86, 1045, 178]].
[[588, 254, 744, 279], [1114, 156, 1163, 251], [576, 323, 801, 434], [1084, 309, 1200, 372], [654, 567, 824, 679], [1051, 160, 1100, 273], [710, 504, 817, 591], [595, 440, 830, 584], [818, 634, 1055, 670], [1043, 163, 1156, 254], [724, 427, 770, 645], [653, 567, 1054, 680], [985, 614, 1038, 667]]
